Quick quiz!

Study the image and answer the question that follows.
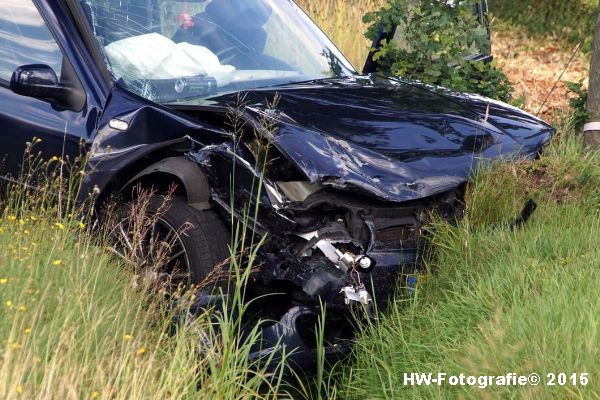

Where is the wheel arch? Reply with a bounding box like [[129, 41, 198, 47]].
[[119, 156, 212, 211]]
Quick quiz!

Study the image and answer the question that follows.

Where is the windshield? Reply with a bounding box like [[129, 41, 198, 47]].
[[81, 0, 356, 104]]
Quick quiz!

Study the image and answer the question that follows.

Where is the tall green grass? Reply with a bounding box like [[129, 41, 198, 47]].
[[0, 148, 290, 399], [342, 129, 600, 399]]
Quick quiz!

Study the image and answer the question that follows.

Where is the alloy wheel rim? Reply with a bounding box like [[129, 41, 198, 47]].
[[109, 215, 192, 292]]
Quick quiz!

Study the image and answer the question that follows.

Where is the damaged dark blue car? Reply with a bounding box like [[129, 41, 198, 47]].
[[0, 0, 553, 369]]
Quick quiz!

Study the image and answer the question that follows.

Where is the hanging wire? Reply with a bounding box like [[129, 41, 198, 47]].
[[536, 41, 583, 117]]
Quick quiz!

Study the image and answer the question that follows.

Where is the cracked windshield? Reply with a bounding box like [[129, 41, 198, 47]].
[[82, 0, 355, 103]]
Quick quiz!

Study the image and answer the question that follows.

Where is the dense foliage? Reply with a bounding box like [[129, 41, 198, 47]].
[[364, 0, 514, 101]]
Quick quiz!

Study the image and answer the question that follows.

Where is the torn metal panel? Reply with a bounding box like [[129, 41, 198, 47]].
[[90, 86, 229, 158], [187, 140, 299, 235]]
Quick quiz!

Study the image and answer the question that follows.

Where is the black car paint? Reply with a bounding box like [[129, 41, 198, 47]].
[[207, 77, 551, 203], [2, 0, 553, 371]]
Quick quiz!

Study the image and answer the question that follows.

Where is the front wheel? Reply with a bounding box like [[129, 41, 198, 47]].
[[110, 196, 230, 291]]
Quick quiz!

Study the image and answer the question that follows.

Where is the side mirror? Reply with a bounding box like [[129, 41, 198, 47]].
[[10, 64, 79, 110]]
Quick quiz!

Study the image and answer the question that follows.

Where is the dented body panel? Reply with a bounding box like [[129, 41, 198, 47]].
[[83, 75, 553, 307], [207, 76, 552, 202], [87, 75, 552, 205]]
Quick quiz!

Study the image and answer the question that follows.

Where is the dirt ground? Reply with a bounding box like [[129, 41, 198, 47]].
[[493, 28, 590, 124]]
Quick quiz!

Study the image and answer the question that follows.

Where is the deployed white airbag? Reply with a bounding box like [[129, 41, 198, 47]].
[[104, 33, 235, 86]]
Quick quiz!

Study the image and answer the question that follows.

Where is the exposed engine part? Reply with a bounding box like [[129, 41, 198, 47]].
[[276, 181, 322, 202], [509, 198, 537, 229], [357, 255, 373, 270], [334, 250, 376, 273], [340, 284, 372, 306], [297, 230, 374, 274], [335, 249, 356, 272]]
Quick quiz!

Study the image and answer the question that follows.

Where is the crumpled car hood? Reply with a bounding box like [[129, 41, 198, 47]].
[[207, 76, 554, 202]]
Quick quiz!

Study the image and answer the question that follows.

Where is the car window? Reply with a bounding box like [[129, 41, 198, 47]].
[[0, 0, 63, 82], [81, 0, 355, 104]]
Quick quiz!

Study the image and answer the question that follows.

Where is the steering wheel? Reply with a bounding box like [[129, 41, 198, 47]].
[[174, 17, 257, 64]]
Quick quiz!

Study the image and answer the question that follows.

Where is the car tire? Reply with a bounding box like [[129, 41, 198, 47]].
[[152, 196, 231, 283], [113, 195, 231, 288]]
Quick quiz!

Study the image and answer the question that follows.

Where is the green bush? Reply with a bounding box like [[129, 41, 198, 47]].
[[566, 80, 589, 130], [364, 0, 514, 101]]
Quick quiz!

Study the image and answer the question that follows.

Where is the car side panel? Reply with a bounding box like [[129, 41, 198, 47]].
[[0, 1, 100, 180]]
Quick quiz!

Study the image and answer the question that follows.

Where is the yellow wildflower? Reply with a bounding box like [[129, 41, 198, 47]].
[[24, 328, 32, 334], [16, 385, 23, 394], [52, 259, 62, 266], [91, 391, 100, 399], [18, 305, 26, 312], [5, 300, 13, 308], [54, 222, 65, 230], [79, 222, 86, 229], [30, 215, 37, 221], [51, 156, 59, 162], [0, 278, 7, 284], [136, 347, 146, 356], [124, 334, 133, 341], [7, 215, 16, 221]]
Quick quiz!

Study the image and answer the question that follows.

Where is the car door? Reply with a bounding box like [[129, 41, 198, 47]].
[[0, 0, 91, 183], [363, 0, 491, 74]]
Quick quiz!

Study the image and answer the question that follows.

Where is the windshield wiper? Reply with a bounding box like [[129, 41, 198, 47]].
[[267, 75, 355, 89]]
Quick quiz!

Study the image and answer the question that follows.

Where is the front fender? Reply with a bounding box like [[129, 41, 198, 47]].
[[123, 156, 211, 210]]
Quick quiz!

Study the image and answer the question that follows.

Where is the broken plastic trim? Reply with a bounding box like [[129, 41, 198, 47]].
[[509, 199, 538, 230]]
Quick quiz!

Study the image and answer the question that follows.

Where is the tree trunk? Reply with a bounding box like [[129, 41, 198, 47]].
[[585, 7, 600, 148]]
